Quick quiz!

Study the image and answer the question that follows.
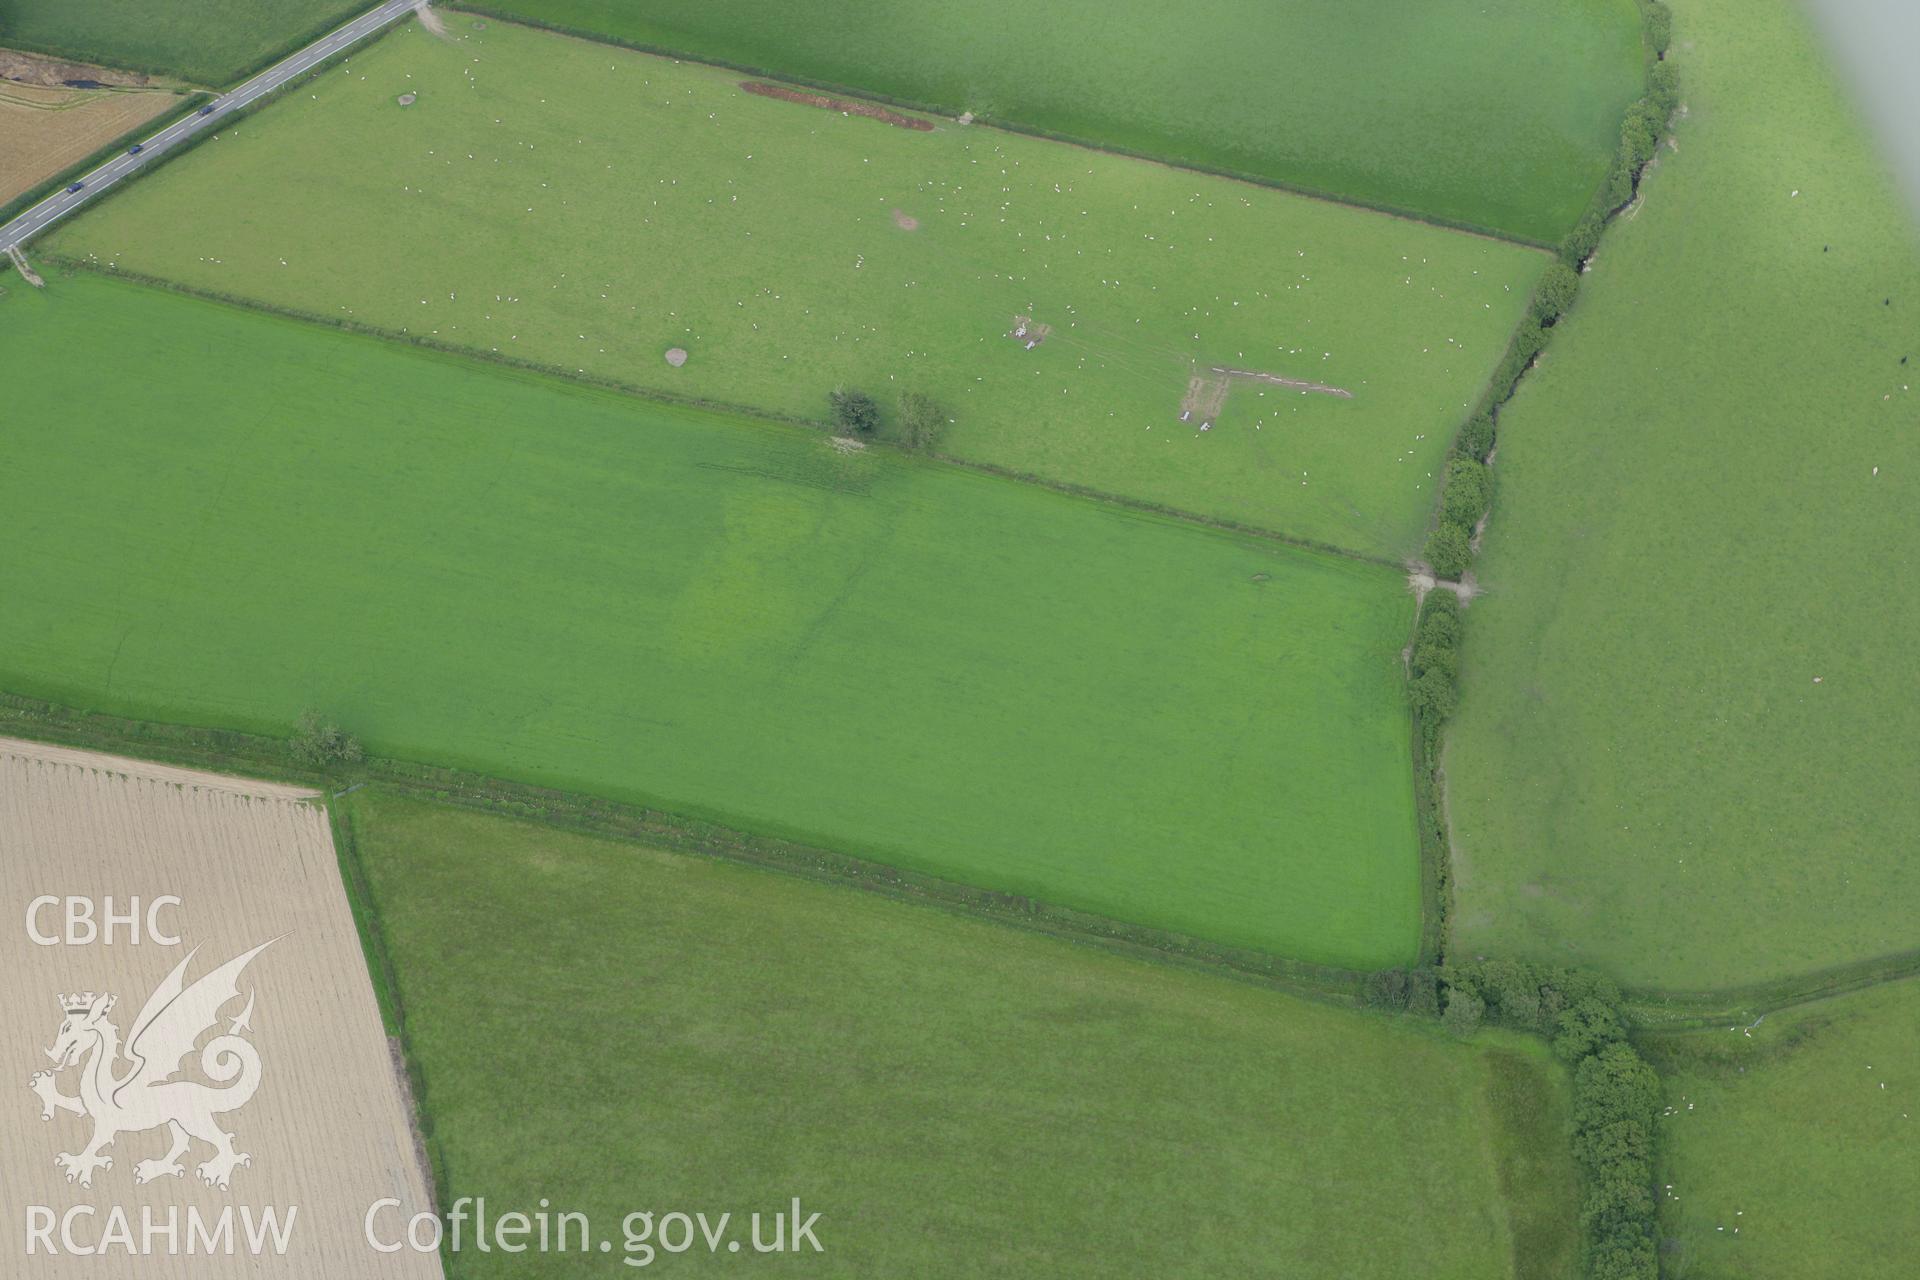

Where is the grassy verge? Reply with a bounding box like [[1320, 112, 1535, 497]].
[[325, 798, 403, 1035], [5, 12, 412, 239]]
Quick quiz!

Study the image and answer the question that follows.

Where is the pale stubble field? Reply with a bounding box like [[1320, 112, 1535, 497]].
[[0, 737, 440, 1278]]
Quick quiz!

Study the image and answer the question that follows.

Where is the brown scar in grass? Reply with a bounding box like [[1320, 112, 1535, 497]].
[[740, 81, 934, 131], [1180, 372, 1229, 421], [891, 208, 919, 231], [1175, 364, 1349, 427]]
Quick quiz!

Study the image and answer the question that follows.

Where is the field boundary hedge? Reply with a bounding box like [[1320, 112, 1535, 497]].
[[39, 257, 1407, 571], [443, 4, 1552, 250], [1398, 7, 1680, 1276], [326, 800, 453, 1214], [0, 691, 1379, 1008], [928, 452, 1405, 570], [1409, 0, 1681, 964], [1442, 960, 1663, 1280]]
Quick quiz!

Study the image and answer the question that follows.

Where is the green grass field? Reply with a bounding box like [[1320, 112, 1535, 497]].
[[1641, 978, 1920, 1279], [48, 18, 1546, 560], [0, 274, 1422, 967], [459, 0, 1646, 244], [1442, 0, 1920, 989], [0, 0, 363, 84], [347, 790, 1578, 1278]]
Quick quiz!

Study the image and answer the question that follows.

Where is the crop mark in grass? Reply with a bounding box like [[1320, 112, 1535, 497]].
[[0, 275, 1426, 967], [101, 624, 134, 695], [740, 80, 933, 131]]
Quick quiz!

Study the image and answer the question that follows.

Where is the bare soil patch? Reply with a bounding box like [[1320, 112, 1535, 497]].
[[1174, 363, 1350, 427], [891, 208, 919, 231], [1007, 313, 1051, 349], [7, 246, 46, 287], [412, 1, 449, 39], [1407, 569, 1481, 603], [1180, 371, 1229, 423], [740, 81, 933, 131]]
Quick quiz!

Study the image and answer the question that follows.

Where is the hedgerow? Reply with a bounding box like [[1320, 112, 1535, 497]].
[[1408, 592, 1462, 741], [1402, 10, 1679, 1277], [1440, 960, 1660, 1279], [1421, 0, 1679, 592], [1411, 0, 1681, 732]]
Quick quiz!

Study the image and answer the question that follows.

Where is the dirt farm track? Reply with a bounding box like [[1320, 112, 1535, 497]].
[[0, 738, 441, 1277]]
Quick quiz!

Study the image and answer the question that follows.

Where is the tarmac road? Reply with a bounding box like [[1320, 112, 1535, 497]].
[[0, 0, 417, 253]]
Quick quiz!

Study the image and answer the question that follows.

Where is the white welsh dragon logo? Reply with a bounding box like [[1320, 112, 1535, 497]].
[[28, 939, 276, 1190]]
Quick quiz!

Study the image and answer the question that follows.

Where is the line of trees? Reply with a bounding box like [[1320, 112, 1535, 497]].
[[1408, 591, 1461, 739], [1441, 961, 1661, 1280], [1369, 960, 1661, 1280], [1420, 0, 1678, 586], [828, 387, 949, 451], [1391, 19, 1681, 1279], [288, 710, 362, 769]]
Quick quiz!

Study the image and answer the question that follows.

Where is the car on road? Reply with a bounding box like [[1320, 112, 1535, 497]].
[[200, 105, 215, 116], [128, 144, 144, 155], [66, 182, 84, 193]]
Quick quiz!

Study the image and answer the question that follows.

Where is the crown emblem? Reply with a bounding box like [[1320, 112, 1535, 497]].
[[60, 992, 111, 1015]]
